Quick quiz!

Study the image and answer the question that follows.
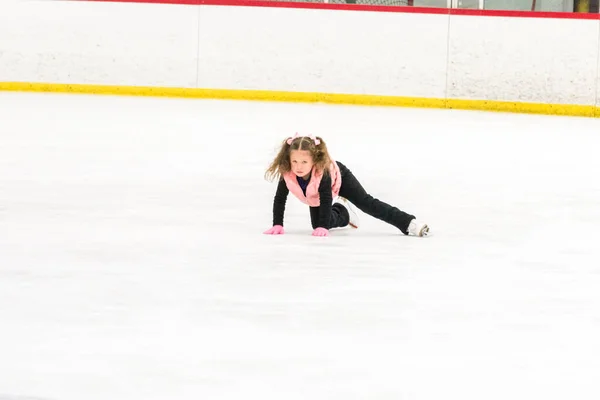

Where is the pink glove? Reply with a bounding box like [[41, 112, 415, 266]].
[[264, 225, 284, 235], [312, 227, 329, 237]]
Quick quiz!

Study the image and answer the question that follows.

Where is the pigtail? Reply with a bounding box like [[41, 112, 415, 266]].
[[264, 139, 291, 182], [312, 136, 333, 176]]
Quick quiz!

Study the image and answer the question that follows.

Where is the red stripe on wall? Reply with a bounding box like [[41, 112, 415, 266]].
[[199, 0, 450, 14], [83, 0, 201, 4], [74, 0, 600, 20], [449, 8, 600, 20]]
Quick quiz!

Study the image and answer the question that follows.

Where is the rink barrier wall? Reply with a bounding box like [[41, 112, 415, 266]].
[[1, 0, 600, 118]]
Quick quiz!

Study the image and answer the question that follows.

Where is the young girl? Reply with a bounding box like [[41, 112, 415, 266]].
[[263, 133, 429, 237]]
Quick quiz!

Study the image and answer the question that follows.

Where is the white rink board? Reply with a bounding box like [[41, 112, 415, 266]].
[[597, 23, 600, 107], [447, 15, 599, 105], [1, 1, 600, 108], [197, 6, 449, 98], [0, 1, 199, 88]]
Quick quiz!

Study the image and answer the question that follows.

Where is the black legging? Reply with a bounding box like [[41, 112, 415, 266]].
[[309, 161, 415, 234]]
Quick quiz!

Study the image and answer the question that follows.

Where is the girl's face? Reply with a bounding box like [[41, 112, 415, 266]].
[[290, 150, 314, 179]]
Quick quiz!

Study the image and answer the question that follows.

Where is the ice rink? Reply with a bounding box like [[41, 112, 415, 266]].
[[1, 91, 600, 400]]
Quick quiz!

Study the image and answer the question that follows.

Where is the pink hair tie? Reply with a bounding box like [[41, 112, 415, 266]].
[[286, 133, 321, 146], [308, 134, 321, 145], [286, 132, 301, 145]]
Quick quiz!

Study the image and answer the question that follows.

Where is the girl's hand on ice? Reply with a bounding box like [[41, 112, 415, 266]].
[[264, 225, 284, 235], [312, 227, 329, 237]]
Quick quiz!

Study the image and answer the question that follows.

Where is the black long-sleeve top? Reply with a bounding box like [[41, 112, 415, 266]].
[[272, 173, 333, 229]]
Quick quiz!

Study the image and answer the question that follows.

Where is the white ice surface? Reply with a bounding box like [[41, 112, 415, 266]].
[[1, 92, 600, 400]]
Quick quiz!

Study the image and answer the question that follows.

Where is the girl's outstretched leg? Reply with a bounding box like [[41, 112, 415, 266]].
[[337, 162, 416, 235]]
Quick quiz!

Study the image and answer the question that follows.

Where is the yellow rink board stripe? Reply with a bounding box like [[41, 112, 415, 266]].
[[1, 81, 598, 118]]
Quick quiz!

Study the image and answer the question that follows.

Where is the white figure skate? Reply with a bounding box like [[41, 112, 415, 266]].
[[408, 219, 429, 237], [335, 196, 359, 229]]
